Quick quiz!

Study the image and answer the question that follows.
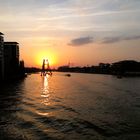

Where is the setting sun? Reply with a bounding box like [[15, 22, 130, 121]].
[[36, 51, 57, 68]]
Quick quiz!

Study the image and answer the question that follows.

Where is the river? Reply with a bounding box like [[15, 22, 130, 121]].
[[0, 72, 140, 140]]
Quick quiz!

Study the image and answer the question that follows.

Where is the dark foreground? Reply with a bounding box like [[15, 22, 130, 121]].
[[0, 72, 140, 140]]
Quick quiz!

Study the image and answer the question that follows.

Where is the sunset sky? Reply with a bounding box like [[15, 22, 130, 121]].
[[0, 0, 140, 68]]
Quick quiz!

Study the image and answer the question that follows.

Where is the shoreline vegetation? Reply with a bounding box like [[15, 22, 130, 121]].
[[25, 60, 140, 77]]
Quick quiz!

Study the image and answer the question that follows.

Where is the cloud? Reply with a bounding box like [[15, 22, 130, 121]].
[[102, 37, 121, 44], [124, 35, 140, 40], [102, 35, 140, 44], [68, 35, 140, 46], [68, 36, 93, 46]]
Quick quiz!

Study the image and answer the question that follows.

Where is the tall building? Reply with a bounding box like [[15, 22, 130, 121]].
[[0, 32, 4, 80], [4, 42, 20, 79]]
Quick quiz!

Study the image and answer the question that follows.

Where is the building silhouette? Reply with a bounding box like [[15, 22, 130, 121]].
[[4, 42, 20, 79], [0, 32, 4, 80], [0, 32, 25, 81], [111, 60, 140, 76]]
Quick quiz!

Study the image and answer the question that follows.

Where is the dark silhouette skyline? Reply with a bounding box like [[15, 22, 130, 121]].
[[0, 32, 25, 82], [57, 60, 140, 77]]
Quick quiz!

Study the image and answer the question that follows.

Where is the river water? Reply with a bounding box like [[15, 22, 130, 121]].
[[0, 72, 140, 140]]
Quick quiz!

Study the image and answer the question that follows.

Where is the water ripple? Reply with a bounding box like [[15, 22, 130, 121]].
[[0, 73, 140, 140]]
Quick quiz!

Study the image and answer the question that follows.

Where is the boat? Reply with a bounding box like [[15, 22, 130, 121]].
[[65, 74, 71, 77]]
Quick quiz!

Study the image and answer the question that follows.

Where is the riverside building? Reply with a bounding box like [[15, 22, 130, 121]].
[[4, 42, 20, 79], [0, 32, 4, 80]]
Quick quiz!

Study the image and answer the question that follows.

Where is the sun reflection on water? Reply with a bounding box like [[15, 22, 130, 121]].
[[36, 112, 49, 116], [36, 75, 51, 116], [41, 75, 50, 105], [42, 75, 49, 95]]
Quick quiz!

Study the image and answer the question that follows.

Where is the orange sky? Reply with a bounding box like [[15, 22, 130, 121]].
[[1, 0, 140, 68]]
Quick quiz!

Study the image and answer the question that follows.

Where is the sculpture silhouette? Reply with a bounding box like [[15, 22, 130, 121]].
[[41, 59, 52, 76]]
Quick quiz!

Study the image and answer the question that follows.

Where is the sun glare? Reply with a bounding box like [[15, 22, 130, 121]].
[[36, 51, 57, 68]]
